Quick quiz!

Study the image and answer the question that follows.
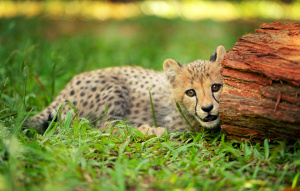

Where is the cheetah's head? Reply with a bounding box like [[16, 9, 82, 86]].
[[163, 45, 226, 129]]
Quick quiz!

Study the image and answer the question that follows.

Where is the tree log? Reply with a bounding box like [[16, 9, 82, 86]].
[[219, 21, 300, 141]]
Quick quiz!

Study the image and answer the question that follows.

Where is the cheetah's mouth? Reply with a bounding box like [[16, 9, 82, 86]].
[[202, 115, 218, 122]]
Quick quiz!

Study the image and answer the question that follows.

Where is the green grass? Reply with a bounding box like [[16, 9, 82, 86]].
[[1, 16, 299, 191]]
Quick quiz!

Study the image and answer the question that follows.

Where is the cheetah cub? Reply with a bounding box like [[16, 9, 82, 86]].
[[25, 45, 226, 136]]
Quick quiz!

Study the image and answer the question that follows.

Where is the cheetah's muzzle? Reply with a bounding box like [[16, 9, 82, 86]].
[[202, 115, 218, 122]]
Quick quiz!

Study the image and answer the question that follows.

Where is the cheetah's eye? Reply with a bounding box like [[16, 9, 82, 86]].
[[211, 84, 221, 92], [185, 89, 196, 97]]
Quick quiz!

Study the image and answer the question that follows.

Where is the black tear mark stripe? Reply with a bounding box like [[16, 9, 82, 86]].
[[212, 92, 219, 103], [195, 93, 199, 117]]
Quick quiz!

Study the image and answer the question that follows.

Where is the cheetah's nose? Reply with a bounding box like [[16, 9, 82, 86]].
[[201, 105, 213, 113]]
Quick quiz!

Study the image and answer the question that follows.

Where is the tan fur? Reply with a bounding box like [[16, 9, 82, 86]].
[[25, 45, 226, 136]]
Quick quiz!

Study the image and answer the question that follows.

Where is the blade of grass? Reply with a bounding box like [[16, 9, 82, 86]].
[[0, 77, 9, 94], [292, 171, 300, 188], [115, 163, 126, 191], [13, 108, 33, 136], [51, 52, 57, 96], [221, 135, 245, 164], [22, 65, 29, 110], [0, 112, 17, 120], [21, 44, 37, 110], [148, 88, 158, 127], [43, 103, 66, 137], [176, 102, 195, 132], [91, 104, 109, 124], [118, 137, 130, 160], [68, 101, 78, 114], [31, 73, 53, 100], [252, 161, 261, 179], [63, 110, 73, 130]]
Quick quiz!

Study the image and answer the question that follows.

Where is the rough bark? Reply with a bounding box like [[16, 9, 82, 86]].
[[219, 21, 300, 141]]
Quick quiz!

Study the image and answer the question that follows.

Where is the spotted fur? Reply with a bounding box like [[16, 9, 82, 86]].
[[25, 45, 226, 136]]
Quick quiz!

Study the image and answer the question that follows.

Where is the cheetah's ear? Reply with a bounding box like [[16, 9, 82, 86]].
[[163, 59, 182, 83], [210, 45, 226, 63]]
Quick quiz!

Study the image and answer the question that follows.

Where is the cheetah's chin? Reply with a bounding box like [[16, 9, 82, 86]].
[[196, 115, 220, 129], [202, 115, 218, 122]]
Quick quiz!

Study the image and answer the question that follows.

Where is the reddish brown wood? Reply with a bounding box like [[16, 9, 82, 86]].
[[219, 21, 300, 141]]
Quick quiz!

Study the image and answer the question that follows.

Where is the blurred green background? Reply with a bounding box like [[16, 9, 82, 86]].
[[0, 0, 299, 113]]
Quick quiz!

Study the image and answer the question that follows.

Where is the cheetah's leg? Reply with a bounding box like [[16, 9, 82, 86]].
[[24, 104, 59, 134]]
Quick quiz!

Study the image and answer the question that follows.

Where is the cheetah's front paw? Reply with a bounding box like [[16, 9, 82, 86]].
[[136, 124, 166, 137]]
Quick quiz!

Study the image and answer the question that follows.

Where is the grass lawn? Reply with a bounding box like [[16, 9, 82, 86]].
[[0, 16, 299, 191]]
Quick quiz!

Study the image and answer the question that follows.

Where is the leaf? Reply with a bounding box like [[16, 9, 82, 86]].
[[253, 148, 262, 160], [145, 134, 157, 140], [130, 127, 144, 138], [63, 110, 73, 129], [161, 141, 177, 151], [171, 143, 195, 160], [221, 141, 245, 164], [264, 139, 269, 160], [118, 137, 130, 157], [244, 141, 253, 161], [134, 159, 150, 171]]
